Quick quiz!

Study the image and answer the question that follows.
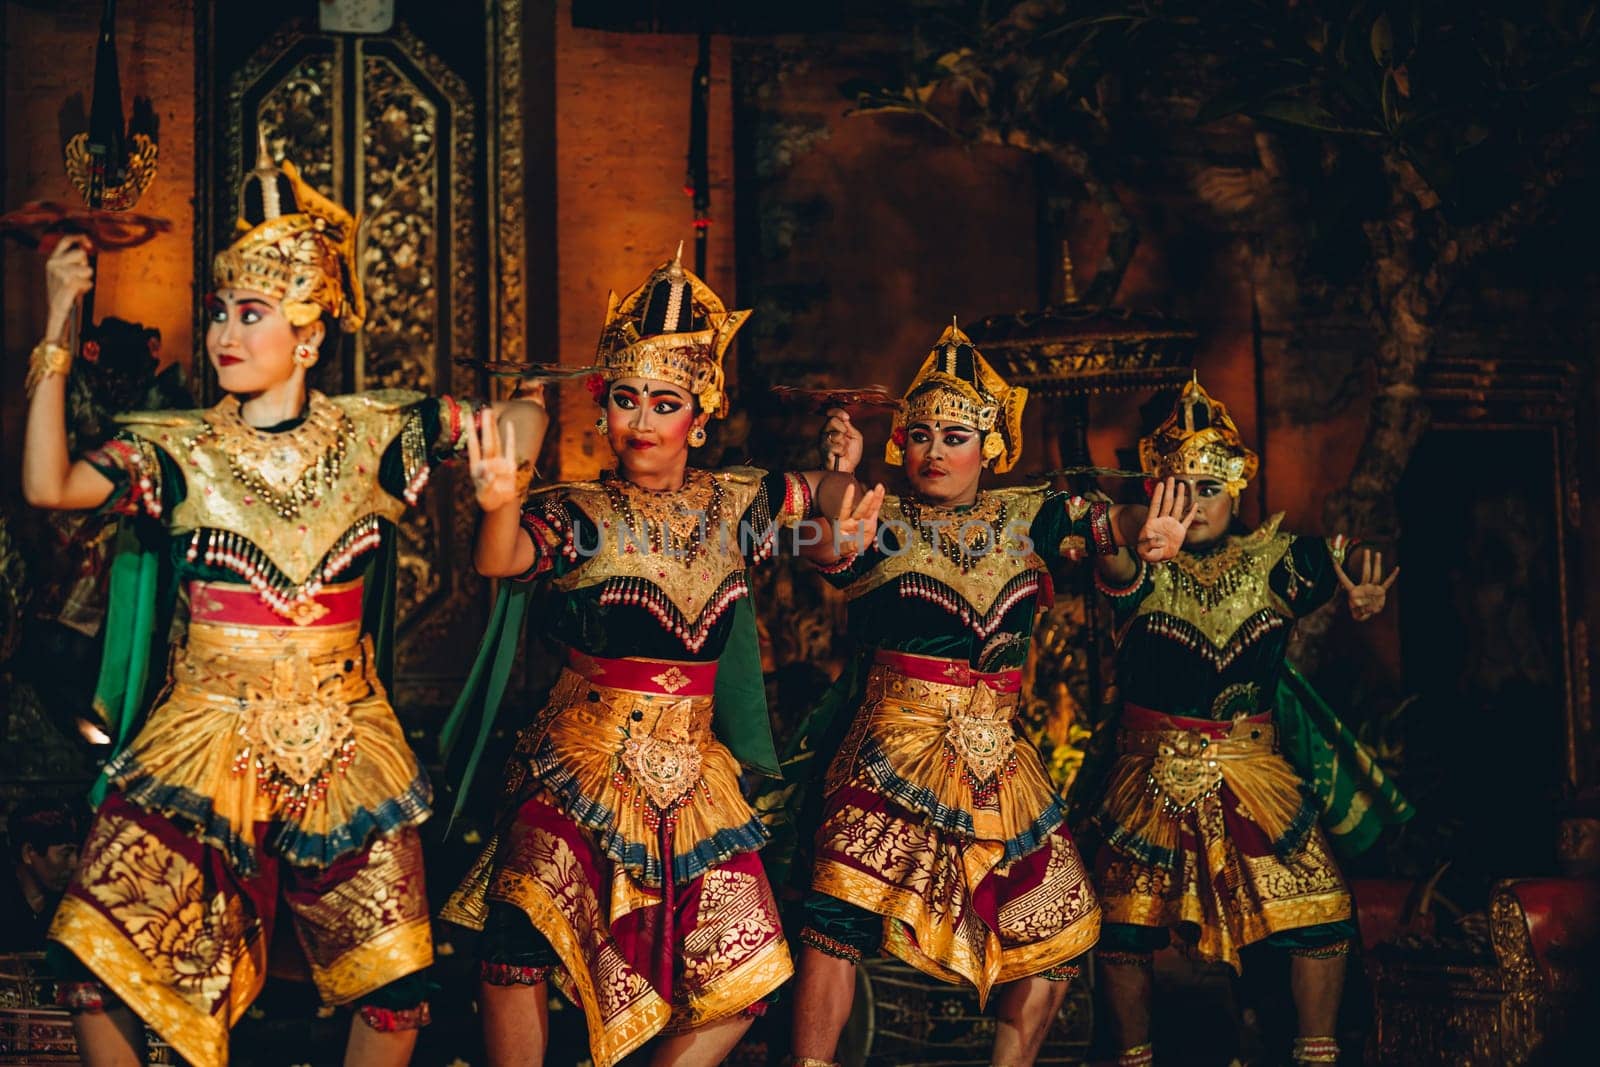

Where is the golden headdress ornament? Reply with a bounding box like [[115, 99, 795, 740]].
[[211, 134, 366, 332], [1138, 375, 1259, 498], [886, 319, 1028, 474], [594, 243, 750, 419]]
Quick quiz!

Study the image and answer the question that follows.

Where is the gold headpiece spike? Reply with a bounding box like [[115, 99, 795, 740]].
[[213, 150, 365, 332], [886, 319, 1028, 473], [1138, 376, 1259, 498], [592, 254, 750, 420]]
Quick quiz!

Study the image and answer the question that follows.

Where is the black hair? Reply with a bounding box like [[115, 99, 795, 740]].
[[6, 799, 80, 863]]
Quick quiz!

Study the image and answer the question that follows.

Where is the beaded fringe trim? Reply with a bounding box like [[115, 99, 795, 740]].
[[184, 516, 383, 619]]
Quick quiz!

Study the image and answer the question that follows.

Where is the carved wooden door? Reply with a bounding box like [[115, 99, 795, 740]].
[[199, 4, 532, 716]]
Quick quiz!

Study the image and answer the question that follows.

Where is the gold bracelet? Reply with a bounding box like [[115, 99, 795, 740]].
[[513, 463, 537, 499], [25, 341, 72, 398]]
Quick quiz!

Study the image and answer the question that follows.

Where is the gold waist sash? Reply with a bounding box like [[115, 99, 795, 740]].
[[545, 668, 715, 812]]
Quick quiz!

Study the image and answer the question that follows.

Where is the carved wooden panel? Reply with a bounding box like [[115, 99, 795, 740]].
[[201, 5, 531, 714]]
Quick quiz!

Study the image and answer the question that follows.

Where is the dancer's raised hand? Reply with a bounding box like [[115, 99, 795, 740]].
[[466, 408, 524, 512], [819, 408, 863, 473], [1336, 543, 1398, 622], [1136, 477, 1200, 563]]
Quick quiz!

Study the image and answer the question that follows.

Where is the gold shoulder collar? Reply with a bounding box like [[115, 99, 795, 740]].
[[328, 389, 426, 415], [115, 407, 209, 433], [713, 464, 768, 485]]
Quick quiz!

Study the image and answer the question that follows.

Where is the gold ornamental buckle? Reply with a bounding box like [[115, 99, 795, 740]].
[[1149, 729, 1223, 810]]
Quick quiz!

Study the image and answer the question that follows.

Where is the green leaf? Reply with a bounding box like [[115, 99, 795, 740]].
[[1371, 13, 1395, 65], [1253, 97, 1383, 136]]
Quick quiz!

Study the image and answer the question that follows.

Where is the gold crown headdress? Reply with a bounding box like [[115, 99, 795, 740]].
[[1138, 375, 1259, 498], [594, 243, 750, 419], [886, 320, 1027, 474], [211, 134, 365, 332]]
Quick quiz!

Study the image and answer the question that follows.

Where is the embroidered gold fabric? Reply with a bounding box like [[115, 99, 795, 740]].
[[120, 391, 422, 590], [1097, 810, 1351, 972], [512, 669, 760, 874], [501, 831, 791, 1066], [108, 611, 426, 866], [834, 665, 1049, 852], [549, 467, 767, 622], [1119, 718, 1278, 812], [50, 896, 236, 1067], [204, 394, 353, 520], [811, 805, 1099, 1002], [1129, 515, 1296, 652], [845, 487, 1049, 613]]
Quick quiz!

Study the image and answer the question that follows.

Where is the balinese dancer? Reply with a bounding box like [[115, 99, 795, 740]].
[[788, 323, 1177, 1067], [440, 251, 882, 1067], [1086, 378, 1402, 1067], [23, 150, 541, 1067]]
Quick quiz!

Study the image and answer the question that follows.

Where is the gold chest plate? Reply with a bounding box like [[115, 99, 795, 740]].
[[845, 488, 1049, 620], [121, 391, 423, 587], [550, 466, 766, 625]]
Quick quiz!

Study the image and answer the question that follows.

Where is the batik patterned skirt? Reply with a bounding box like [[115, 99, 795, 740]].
[[49, 580, 433, 1067], [1093, 706, 1351, 970], [808, 652, 1100, 1003], [442, 653, 792, 1067]]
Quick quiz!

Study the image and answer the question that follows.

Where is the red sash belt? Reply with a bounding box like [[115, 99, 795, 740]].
[[1122, 704, 1272, 737], [873, 649, 1023, 694], [188, 579, 364, 628], [564, 650, 718, 697]]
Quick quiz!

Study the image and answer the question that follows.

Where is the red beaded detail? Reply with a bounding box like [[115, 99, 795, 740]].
[[800, 927, 863, 963], [56, 980, 118, 1013], [1088, 499, 1115, 555], [358, 1003, 432, 1032], [480, 962, 551, 986], [186, 517, 383, 620], [597, 571, 748, 654]]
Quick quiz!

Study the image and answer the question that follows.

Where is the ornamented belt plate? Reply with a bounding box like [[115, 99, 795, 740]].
[[1119, 720, 1277, 811], [945, 714, 1016, 783], [550, 669, 716, 813], [178, 626, 374, 818], [865, 664, 1020, 722]]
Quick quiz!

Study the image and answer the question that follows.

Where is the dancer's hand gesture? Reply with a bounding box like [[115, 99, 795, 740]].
[[466, 409, 524, 512], [819, 408, 863, 473], [833, 481, 885, 553], [1337, 544, 1398, 622], [1136, 477, 1200, 563]]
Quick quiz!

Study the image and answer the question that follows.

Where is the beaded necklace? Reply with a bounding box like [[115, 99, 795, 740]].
[[899, 492, 1009, 573]]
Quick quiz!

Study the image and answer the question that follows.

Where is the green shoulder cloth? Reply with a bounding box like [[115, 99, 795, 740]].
[[1274, 661, 1414, 859], [441, 578, 780, 828], [90, 520, 179, 806]]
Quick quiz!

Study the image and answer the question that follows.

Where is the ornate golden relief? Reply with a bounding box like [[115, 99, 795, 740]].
[[246, 48, 340, 210], [218, 12, 517, 695]]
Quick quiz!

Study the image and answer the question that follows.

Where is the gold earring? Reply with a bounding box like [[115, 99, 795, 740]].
[[595, 416, 609, 435], [689, 425, 707, 447], [293, 344, 318, 368]]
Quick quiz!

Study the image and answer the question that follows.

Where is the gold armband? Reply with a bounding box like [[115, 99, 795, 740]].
[[25, 341, 72, 397]]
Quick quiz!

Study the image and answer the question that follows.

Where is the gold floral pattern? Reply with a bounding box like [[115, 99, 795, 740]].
[[681, 869, 780, 987], [1098, 788, 1350, 971], [81, 819, 245, 1013]]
